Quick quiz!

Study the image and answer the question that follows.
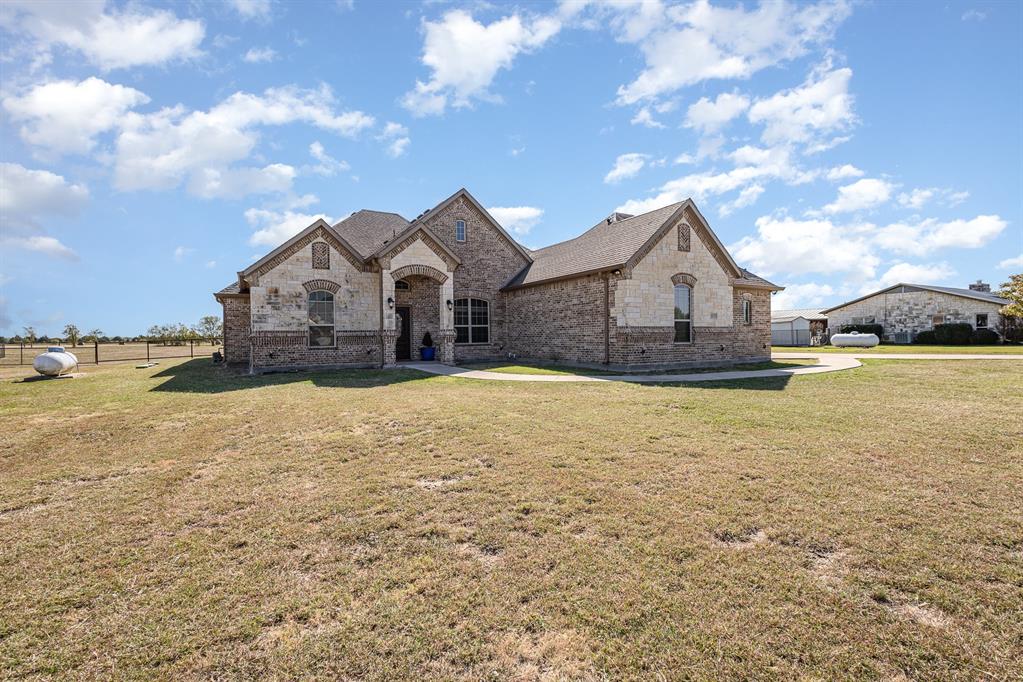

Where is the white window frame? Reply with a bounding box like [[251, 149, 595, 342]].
[[975, 313, 988, 328], [454, 298, 489, 344], [673, 284, 692, 344], [308, 290, 335, 348], [742, 299, 752, 325], [455, 219, 466, 242]]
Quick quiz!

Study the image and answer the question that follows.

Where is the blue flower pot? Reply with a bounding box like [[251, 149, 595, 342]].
[[420, 346, 436, 361]]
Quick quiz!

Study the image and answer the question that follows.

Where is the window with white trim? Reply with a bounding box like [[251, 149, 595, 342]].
[[308, 290, 335, 347], [454, 298, 489, 343], [455, 220, 466, 242], [674, 284, 692, 343], [742, 299, 752, 325], [852, 315, 876, 325], [976, 313, 988, 328]]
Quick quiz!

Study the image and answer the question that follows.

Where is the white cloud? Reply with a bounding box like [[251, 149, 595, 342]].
[[604, 153, 649, 184], [945, 190, 969, 206], [377, 122, 411, 158], [630, 107, 666, 129], [487, 206, 544, 236], [718, 184, 764, 217], [873, 215, 1007, 256], [307, 141, 350, 176], [897, 187, 935, 210], [243, 46, 278, 63], [0, 163, 89, 230], [747, 62, 856, 149], [0, 235, 78, 260], [729, 214, 880, 281], [617, 145, 815, 215], [402, 9, 561, 116], [245, 207, 333, 247], [205, 260, 217, 269], [0, 0, 205, 70], [861, 261, 955, 293], [822, 178, 894, 214], [684, 91, 750, 134], [997, 254, 1023, 269], [229, 0, 272, 21], [2, 78, 149, 156], [613, 0, 852, 104], [771, 282, 836, 310], [962, 9, 987, 21], [113, 85, 373, 197], [825, 164, 863, 181], [172, 246, 194, 262]]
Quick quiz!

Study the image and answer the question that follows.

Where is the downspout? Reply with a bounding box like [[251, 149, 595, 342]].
[[603, 272, 611, 365]]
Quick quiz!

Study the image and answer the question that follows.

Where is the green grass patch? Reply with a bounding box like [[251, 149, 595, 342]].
[[464, 359, 817, 375], [782, 344, 1023, 354]]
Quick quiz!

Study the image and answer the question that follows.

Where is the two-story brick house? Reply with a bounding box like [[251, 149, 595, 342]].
[[214, 188, 781, 372]]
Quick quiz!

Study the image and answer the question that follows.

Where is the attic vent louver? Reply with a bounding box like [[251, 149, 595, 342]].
[[605, 211, 634, 224]]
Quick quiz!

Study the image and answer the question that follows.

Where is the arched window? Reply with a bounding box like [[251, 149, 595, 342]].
[[454, 298, 489, 344], [674, 284, 692, 343], [455, 219, 466, 242], [394, 280, 410, 290], [742, 298, 752, 325], [308, 290, 335, 347]]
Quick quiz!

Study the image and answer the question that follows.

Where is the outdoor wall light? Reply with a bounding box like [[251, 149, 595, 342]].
[[387, 297, 394, 309], [446, 299, 453, 310]]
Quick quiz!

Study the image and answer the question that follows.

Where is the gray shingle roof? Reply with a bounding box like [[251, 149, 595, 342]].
[[217, 281, 243, 295], [504, 203, 685, 288], [332, 210, 409, 259], [737, 268, 781, 290]]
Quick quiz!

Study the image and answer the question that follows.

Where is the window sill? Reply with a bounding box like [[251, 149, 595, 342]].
[[455, 342, 494, 346]]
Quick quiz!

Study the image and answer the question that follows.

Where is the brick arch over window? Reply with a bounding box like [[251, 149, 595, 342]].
[[303, 279, 340, 293], [740, 291, 753, 301], [671, 273, 698, 287], [391, 264, 449, 284]]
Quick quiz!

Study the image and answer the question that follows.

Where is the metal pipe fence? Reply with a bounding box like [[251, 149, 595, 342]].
[[0, 339, 223, 366]]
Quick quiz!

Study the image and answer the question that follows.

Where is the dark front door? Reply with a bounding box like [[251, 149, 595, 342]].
[[395, 306, 412, 360]]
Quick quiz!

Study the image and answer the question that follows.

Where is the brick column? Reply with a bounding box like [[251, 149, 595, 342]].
[[382, 329, 398, 366], [437, 330, 455, 364]]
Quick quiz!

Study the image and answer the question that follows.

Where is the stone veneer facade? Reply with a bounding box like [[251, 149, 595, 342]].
[[827, 289, 1005, 340], [217, 193, 776, 372]]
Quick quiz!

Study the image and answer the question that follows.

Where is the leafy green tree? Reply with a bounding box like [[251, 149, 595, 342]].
[[86, 328, 103, 343], [997, 274, 1023, 342], [23, 326, 36, 346], [195, 315, 223, 345], [63, 324, 81, 346]]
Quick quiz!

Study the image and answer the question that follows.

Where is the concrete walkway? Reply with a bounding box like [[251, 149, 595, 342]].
[[398, 355, 862, 383]]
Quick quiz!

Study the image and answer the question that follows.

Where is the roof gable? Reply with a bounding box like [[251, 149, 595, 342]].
[[240, 219, 367, 282], [413, 188, 533, 263], [373, 223, 460, 271], [822, 283, 1010, 313]]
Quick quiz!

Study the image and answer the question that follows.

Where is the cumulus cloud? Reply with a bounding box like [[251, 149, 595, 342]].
[[747, 61, 856, 149], [873, 215, 1007, 256], [0, 0, 204, 70], [611, 0, 852, 104], [487, 206, 544, 236], [821, 178, 894, 214], [306, 142, 350, 176], [861, 261, 956, 292], [377, 122, 411, 158], [826, 164, 863, 181], [172, 245, 194, 262], [771, 282, 836, 310], [229, 0, 272, 21], [243, 46, 278, 63], [729, 214, 880, 281], [113, 85, 373, 198], [402, 9, 560, 116], [0, 235, 78, 260], [997, 254, 1023, 269], [684, 91, 750, 134], [2, 78, 149, 156], [0, 163, 89, 231], [604, 153, 649, 184], [630, 107, 666, 129], [245, 206, 332, 247]]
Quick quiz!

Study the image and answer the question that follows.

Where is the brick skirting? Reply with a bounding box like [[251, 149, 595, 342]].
[[251, 330, 381, 370]]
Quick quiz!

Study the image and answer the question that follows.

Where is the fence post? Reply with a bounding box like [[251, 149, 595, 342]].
[[94, 339, 99, 363], [147, 341, 150, 363], [21, 342, 24, 365], [190, 339, 194, 358]]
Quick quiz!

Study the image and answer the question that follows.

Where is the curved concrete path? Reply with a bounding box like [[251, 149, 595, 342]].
[[399, 355, 862, 383]]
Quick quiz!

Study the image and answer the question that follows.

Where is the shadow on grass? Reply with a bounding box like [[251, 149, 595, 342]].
[[150, 359, 430, 394]]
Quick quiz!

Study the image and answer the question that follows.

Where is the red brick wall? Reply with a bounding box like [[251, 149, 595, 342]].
[[250, 330, 380, 370], [221, 296, 251, 366], [422, 195, 530, 362]]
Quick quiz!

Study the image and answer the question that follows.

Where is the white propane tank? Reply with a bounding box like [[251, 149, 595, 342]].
[[830, 331, 880, 348], [33, 346, 79, 376]]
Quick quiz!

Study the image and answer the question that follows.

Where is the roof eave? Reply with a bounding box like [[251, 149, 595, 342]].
[[502, 263, 624, 291]]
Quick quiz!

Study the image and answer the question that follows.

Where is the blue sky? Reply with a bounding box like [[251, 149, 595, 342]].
[[1, 0, 1021, 336]]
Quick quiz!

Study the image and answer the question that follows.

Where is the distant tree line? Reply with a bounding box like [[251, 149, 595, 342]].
[[0, 316, 223, 346]]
